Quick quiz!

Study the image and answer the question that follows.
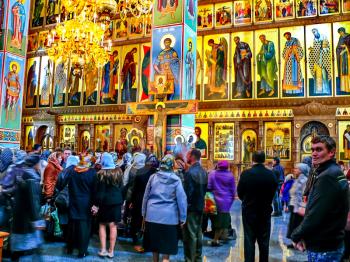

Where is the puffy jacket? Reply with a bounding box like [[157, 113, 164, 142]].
[[291, 159, 349, 252]]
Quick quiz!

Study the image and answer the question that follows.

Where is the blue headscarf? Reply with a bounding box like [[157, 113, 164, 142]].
[[0, 149, 14, 173], [40, 150, 51, 161]]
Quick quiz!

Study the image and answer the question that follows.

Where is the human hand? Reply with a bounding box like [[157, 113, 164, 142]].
[[293, 241, 306, 252], [91, 205, 99, 215], [180, 221, 186, 229]]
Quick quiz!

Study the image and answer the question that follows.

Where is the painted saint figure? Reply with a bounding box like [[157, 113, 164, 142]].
[[194, 126, 207, 158], [32, 0, 44, 27], [68, 65, 82, 105], [336, 27, 350, 93], [11, 0, 26, 49], [26, 60, 37, 107], [187, 0, 195, 18], [205, 38, 228, 98], [53, 63, 67, 106], [40, 59, 52, 106], [243, 136, 256, 162], [257, 34, 278, 97], [84, 65, 98, 104], [121, 48, 137, 103], [308, 28, 332, 95], [343, 124, 350, 159], [4, 62, 21, 121], [0, 0, 4, 35], [157, 0, 178, 19], [101, 51, 119, 103], [282, 32, 304, 95], [154, 104, 166, 159], [115, 128, 128, 158], [233, 36, 252, 98], [184, 40, 195, 99]]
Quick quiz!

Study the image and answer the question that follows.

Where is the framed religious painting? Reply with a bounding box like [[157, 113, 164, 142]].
[[182, 29, 197, 100], [214, 123, 234, 161], [319, 0, 340, 15], [25, 57, 40, 108], [264, 122, 291, 161], [100, 46, 121, 105], [338, 121, 350, 161], [113, 19, 128, 40], [27, 33, 38, 53], [46, 0, 60, 25], [53, 61, 68, 107], [114, 124, 132, 154], [38, 56, 53, 108], [139, 43, 151, 102], [214, 2, 232, 28], [144, 15, 152, 36], [128, 17, 144, 38], [195, 123, 209, 159], [253, 0, 273, 24], [80, 130, 91, 152], [38, 31, 49, 51], [233, 0, 252, 26], [275, 0, 295, 20], [153, 0, 183, 27], [95, 125, 111, 152], [197, 4, 214, 30], [31, 0, 45, 28], [255, 28, 279, 99], [59, 125, 75, 149], [196, 36, 203, 101], [83, 65, 100, 105], [241, 129, 257, 163], [67, 63, 83, 106], [280, 26, 306, 98], [25, 126, 35, 151], [296, 0, 317, 17], [150, 26, 183, 100], [333, 21, 350, 96], [203, 34, 230, 101], [185, 0, 197, 31], [120, 44, 139, 103], [231, 31, 254, 100], [305, 23, 333, 97], [104, 19, 114, 41], [343, 0, 350, 12]]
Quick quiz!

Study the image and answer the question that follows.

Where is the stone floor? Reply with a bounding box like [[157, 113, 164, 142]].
[[6, 201, 309, 261]]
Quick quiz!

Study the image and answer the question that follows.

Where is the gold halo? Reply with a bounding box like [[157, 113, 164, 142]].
[[155, 102, 165, 109], [131, 136, 140, 146], [127, 128, 144, 142], [9, 61, 20, 72], [160, 34, 176, 49], [174, 134, 185, 144]]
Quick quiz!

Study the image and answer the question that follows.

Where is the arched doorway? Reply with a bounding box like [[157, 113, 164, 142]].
[[300, 121, 329, 159], [36, 125, 54, 150], [241, 129, 257, 164], [80, 130, 91, 152]]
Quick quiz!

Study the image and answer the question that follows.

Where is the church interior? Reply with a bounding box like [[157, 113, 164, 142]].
[[0, 0, 349, 173]]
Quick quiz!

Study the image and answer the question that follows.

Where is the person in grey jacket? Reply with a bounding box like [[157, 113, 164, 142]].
[[142, 154, 187, 262]]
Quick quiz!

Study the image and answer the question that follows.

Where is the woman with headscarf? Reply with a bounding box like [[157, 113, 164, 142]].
[[0, 148, 14, 179], [43, 152, 63, 199], [208, 160, 236, 246], [142, 154, 187, 261], [286, 163, 310, 246], [39, 150, 51, 185]]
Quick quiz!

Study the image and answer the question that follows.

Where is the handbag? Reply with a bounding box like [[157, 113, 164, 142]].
[[204, 192, 217, 215]]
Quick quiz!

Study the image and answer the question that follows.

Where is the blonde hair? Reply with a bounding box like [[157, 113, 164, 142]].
[[97, 167, 123, 186]]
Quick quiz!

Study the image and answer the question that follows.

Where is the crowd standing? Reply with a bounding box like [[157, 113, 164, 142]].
[[0, 134, 348, 262]]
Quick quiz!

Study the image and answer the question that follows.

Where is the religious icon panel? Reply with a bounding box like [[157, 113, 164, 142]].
[[113, 20, 128, 40], [182, 27, 197, 100], [305, 23, 333, 97], [25, 57, 40, 108], [195, 123, 208, 159], [275, 0, 295, 20], [95, 125, 111, 152], [38, 30, 48, 51], [253, 0, 273, 23], [214, 123, 234, 161], [197, 4, 213, 29], [255, 28, 279, 99], [264, 122, 291, 160], [144, 15, 152, 36], [231, 31, 254, 99], [295, 0, 317, 17], [185, 0, 197, 31], [114, 125, 132, 157], [27, 33, 38, 53], [53, 61, 68, 107], [215, 2, 232, 28], [319, 0, 340, 15], [203, 34, 230, 101], [242, 129, 257, 163], [67, 64, 83, 106], [280, 26, 306, 98], [31, 0, 45, 28], [121, 45, 139, 103], [59, 125, 75, 149], [196, 36, 203, 100], [233, 0, 252, 26], [150, 26, 182, 100], [153, 0, 183, 27], [38, 56, 53, 107], [339, 121, 350, 161], [80, 130, 90, 152], [100, 46, 121, 105], [128, 17, 144, 38], [46, 0, 60, 25], [25, 126, 34, 151], [104, 19, 114, 41], [0, 0, 7, 50], [139, 43, 151, 102], [333, 21, 350, 96], [83, 65, 100, 105], [343, 0, 350, 12]]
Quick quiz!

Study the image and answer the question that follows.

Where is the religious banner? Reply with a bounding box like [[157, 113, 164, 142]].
[[339, 121, 350, 160], [194, 123, 208, 159], [264, 122, 291, 160], [100, 46, 121, 104], [95, 125, 111, 152], [214, 123, 234, 161], [231, 31, 254, 99], [31, 0, 45, 28], [280, 26, 306, 98], [25, 57, 40, 108], [319, 0, 340, 15], [46, 0, 60, 24], [121, 45, 139, 103], [153, 0, 183, 27], [38, 56, 53, 107], [296, 0, 317, 17], [184, 0, 197, 31], [343, 0, 350, 12], [196, 36, 203, 100], [0, 0, 7, 50], [203, 34, 229, 101], [306, 23, 333, 97], [113, 19, 128, 40], [253, 0, 273, 23], [140, 43, 151, 102], [275, 0, 295, 20], [197, 4, 213, 29], [255, 28, 279, 99], [149, 25, 182, 99], [67, 64, 83, 106], [83, 64, 100, 105], [128, 17, 144, 38], [27, 33, 38, 53], [233, 0, 252, 26], [53, 61, 68, 107], [333, 21, 350, 96], [182, 27, 196, 100], [215, 2, 232, 28]]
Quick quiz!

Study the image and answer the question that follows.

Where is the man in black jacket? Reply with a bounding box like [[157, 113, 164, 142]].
[[237, 151, 278, 262], [291, 135, 349, 261], [183, 149, 207, 262]]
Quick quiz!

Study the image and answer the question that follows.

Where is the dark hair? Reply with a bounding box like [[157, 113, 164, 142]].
[[55, 147, 63, 153], [33, 144, 42, 151], [252, 151, 265, 164], [190, 148, 201, 161], [311, 135, 336, 152], [338, 27, 346, 33], [273, 157, 280, 164], [283, 32, 291, 37], [338, 161, 345, 166], [64, 147, 71, 152]]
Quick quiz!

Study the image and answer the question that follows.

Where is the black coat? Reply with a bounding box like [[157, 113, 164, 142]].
[[94, 180, 123, 207], [291, 159, 349, 252], [237, 163, 278, 216]]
